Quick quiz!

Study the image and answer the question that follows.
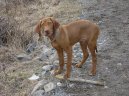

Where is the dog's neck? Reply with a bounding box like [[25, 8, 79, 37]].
[[49, 28, 60, 43], [49, 35, 56, 43]]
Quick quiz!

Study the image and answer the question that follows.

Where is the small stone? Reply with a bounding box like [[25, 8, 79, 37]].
[[69, 83, 74, 88], [49, 53, 58, 64], [42, 71, 51, 78], [54, 60, 59, 64], [97, 74, 100, 78], [26, 42, 37, 53], [50, 70, 55, 75], [57, 82, 63, 87], [28, 74, 39, 81], [105, 67, 108, 70], [32, 90, 44, 96], [41, 71, 47, 76], [89, 85, 93, 88], [17, 54, 31, 61], [42, 65, 53, 71], [117, 63, 122, 66], [39, 47, 52, 61], [39, 53, 49, 61], [98, 21, 103, 24], [44, 82, 56, 92], [31, 80, 47, 94], [104, 86, 108, 89]]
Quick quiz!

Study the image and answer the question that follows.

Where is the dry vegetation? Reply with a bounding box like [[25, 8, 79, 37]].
[[0, 0, 82, 95]]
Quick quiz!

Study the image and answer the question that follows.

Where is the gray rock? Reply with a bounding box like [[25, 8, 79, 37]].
[[31, 80, 48, 95], [117, 63, 122, 66], [41, 71, 51, 78], [32, 90, 44, 96], [39, 53, 49, 61], [39, 46, 52, 61], [104, 86, 108, 89], [57, 82, 63, 87], [26, 42, 37, 53], [17, 53, 31, 61], [49, 53, 58, 64], [28, 74, 39, 80], [42, 65, 54, 71], [44, 82, 56, 92], [69, 83, 75, 88]]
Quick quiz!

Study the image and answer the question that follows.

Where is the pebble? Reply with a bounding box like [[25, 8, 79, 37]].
[[104, 86, 108, 89], [57, 82, 63, 87], [50, 70, 55, 75], [44, 82, 56, 92], [26, 42, 37, 53], [17, 54, 31, 61], [42, 65, 53, 71], [32, 90, 45, 96], [69, 83, 74, 88], [117, 63, 122, 66], [31, 80, 47, 94], [105, 67, 108, 70], [41, 71, 51, 77], [28, 74, 39, 81]]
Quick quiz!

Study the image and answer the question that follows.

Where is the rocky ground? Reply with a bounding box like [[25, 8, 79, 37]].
[[0, 0, 129, 96]]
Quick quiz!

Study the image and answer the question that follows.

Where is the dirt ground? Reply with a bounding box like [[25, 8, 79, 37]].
[[50, 0, 129, 96], [0, 0, 129, 96]]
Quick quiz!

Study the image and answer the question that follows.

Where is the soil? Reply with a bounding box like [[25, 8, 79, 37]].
[[51, 0, 129, 96]]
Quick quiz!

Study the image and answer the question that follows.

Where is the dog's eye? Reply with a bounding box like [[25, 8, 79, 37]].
[[40, 20, 44, 25]]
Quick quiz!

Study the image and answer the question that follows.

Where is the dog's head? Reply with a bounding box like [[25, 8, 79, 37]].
[[35, 17, 60, 40]]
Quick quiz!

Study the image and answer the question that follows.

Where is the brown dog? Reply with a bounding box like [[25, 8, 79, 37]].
[[35, 17, 100, 79]]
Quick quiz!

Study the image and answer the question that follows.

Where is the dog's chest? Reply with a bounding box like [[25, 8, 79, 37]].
[[51, 41, 60, 49]]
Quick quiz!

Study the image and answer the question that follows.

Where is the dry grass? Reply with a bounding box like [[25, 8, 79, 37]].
[[0, 0, 82, 95], [0, 1, 42, 96], [0, 60, 44, 96]]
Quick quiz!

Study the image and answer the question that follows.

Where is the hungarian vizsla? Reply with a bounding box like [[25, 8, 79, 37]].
[[35, 17, 100, 79]]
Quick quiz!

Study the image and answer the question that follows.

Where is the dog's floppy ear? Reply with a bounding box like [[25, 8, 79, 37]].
[[35, 20, 43, 41], [50, 18, 60, 31]]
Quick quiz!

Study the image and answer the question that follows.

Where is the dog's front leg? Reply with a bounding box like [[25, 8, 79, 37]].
[[64, 47, 72, 79], [54, 48, 64, 75]]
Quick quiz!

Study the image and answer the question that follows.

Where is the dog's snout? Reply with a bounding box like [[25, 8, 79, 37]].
[[44, 30, 49, 36], [44, 30, 49, 33]]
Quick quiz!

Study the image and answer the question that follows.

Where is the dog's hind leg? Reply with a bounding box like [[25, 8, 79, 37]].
[[88, 42, 97, 76], [75, 41, 89, 68]]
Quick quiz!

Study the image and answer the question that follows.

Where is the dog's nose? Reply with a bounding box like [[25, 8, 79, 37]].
[[44, 30, 48, 33], [44, 30, 49, 33], [44, 30, 49, 36]]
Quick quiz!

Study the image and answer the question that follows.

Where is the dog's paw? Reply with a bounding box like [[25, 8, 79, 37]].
[[88, 71, 96, 76], [63, 73, 70, 79], [75, 64, 82, 68], [54, 69, 62, 76]]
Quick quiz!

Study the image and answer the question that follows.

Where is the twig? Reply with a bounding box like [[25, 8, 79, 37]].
[[55, 75, 105, 86]]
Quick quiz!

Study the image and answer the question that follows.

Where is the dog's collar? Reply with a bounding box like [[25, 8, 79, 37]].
[[50, 28, 60, 43], [51, 38, 56, 43]]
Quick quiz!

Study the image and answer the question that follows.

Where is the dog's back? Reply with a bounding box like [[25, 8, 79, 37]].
[[62, 20, 100, 45]]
